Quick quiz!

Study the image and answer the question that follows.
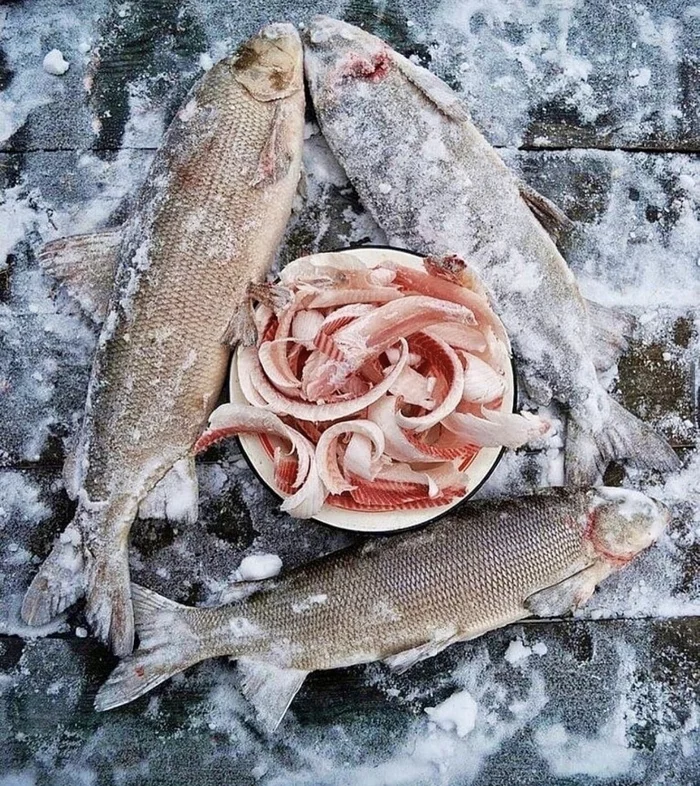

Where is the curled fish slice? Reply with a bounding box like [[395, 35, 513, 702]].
[[246, 339, 409, 421], [394, 332, 464, 433], [258, 339, 303, 392], [281, 251, 368, 285], [389, 264, 509, 349], [195, 403, 327, 518], [426, 323, 487, 353], [461, 353, 506, 404], [307, 296, 474, 400], [306, 287, 402, 308], [316, 420, 385, 493], [442, 407, 550, 449], [367, 395, 446, 463], [329, 485, 466, 512], [402, 426, 481, 462]]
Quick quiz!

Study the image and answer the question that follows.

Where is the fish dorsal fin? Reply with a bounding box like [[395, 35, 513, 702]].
[[524, 563, 611, 617], [388, 50, 469, 123], [39, 228, 121, 323], [138, 456, 199, 525], [383, 625, 459, 673], [518, 181, 574, 243], [237, 659, 309, 732]]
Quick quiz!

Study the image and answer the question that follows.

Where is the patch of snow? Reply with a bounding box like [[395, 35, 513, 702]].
[[425, 689, 477, 737], [235, 553, 282, 581], [42, 49, 69, 75]]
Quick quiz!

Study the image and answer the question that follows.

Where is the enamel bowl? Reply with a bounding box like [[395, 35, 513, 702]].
[[229, 246, 515, 533]]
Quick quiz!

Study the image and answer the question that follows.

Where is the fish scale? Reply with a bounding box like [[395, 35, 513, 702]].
[[95, 486, 668, 730], [21, 24, 306, 655], [216, 493, 586, 666]]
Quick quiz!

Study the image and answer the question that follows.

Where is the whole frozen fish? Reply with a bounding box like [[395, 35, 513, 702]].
[[95, 487, 668, 730], [21, 24, 306, 654], [303, 16, 679, 485]]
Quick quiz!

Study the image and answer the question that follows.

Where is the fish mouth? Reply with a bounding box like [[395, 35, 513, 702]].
[[260, 22, 299, 41], [304, 15, 360, 47]]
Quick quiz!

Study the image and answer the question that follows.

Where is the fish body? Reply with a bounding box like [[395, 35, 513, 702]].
[[303, 16, 679, 484], [21, 24, 306, 654], [96, 487, 668, 729]]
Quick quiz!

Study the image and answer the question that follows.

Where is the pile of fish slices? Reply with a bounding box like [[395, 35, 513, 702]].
[[196, 251, 550, 516], [20, 18, 679, 731]]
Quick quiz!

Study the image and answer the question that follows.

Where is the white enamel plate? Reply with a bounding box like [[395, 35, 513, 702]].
[[229, 247, 515, 533]]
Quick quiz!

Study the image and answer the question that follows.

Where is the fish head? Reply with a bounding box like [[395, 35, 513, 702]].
[[585, 487, 670, 566], [230, 23, 303, 101], [303, 16, 392, 109]]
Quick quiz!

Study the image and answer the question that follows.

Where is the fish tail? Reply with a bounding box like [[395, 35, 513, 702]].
[[21, 525, 87, 627], [95, 584, 202, 712], [84, 534, 134, 657], [22, 502, 137, 657], [565, 394, 680, 485]]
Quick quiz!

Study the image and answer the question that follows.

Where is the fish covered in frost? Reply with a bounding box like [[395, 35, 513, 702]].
[[95, 487, 668, 729], [21, 24, 306, 654], [303, 16, 679, 485]]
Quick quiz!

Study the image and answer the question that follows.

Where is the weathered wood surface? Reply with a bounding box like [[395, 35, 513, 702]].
[[1, 0, 699, 153], [1, 0, 700, 783], [2, 619, 700, 785]]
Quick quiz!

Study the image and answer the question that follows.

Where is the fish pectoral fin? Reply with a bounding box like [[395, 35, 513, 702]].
[[237, 659, 308, 732], [38, 228, 122, 324], [221, 298, 257, 347], [250, 102, 294, 187], [138, 456, 199, 525], [383, 626, 459, 673], [585, 299, 636, 372], [518, 181, 574, 244], [388, 50, 470, 123], [524, 563, 611, 618]]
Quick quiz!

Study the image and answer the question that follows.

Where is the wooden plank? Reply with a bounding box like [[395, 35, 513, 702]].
[[1, 0, 698, 153], [1, 618, 699, 784]]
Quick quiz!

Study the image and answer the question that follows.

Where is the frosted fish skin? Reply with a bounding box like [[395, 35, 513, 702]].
[[21, 24, 306, 655], [95, 487, 669, 728], [302, 16, 679, 485]]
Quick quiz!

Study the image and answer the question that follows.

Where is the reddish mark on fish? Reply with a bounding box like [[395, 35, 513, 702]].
[[135, 665, 145, 678], [340, 50, 391, 82], [583, 509, 635, 567]]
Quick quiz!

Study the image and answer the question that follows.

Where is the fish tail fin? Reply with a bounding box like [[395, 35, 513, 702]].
[[22, 500, 137, 657], [84, 534, 135, 657], [565, 394, 680, 485], [95, 584, 200, 712], [21, 525, 86, 626]]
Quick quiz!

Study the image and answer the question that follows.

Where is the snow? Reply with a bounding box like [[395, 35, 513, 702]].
[[42, 48, 70, 75], [235, 553, 283, 581], [425, 689, 478, 737], [503, 637, 548, 664]]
